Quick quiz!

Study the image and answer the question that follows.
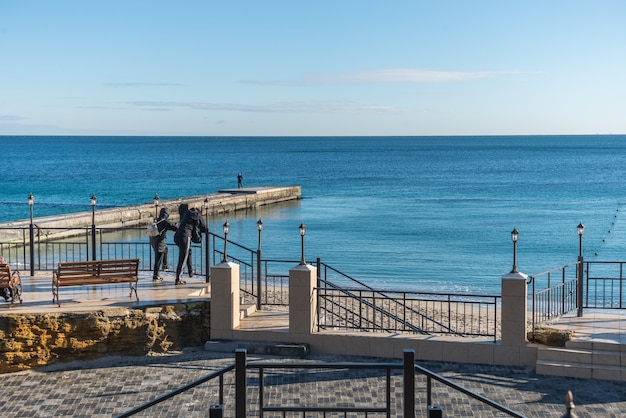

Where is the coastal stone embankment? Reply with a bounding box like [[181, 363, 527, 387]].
[[0, 186, 301, 243], [0, 302, 210, 373]]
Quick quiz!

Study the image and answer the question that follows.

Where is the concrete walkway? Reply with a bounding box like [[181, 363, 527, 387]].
[[1, 272, 625, 417], [0, 346, 624, 417]]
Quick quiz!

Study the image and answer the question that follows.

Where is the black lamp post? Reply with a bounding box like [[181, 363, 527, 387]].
[[204, 197, 210, 283], [28, 193, 35, 276], [577, 221, 585, 317], [577, 222, 584, 258], [256, 219, 263, 310], [299, 222, 306, 265], [91, 194, 97, 261], [510, 227, 519, 273], [153, 193, 159, 218], [222, 220, 230, 262]]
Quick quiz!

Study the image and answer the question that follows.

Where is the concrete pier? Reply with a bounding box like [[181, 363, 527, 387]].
[[0, 186, 301, 243]]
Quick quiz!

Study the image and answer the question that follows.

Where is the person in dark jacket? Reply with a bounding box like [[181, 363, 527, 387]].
[[150, 207, 178, 282], [174, 207, 207, 285]]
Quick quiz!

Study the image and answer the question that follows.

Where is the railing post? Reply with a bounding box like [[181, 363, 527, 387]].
[[403, 349, 415, 418], [577, 256, 584, 317], [235, 349, 247, 418], [29, 224, 35, 276], [256, 249, 262, 310]]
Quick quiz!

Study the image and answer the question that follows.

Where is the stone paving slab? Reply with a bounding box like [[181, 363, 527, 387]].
[[1, 347, 624, 417]]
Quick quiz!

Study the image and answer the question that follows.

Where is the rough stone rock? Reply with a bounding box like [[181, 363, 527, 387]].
[[0, 301, 210, 372], [527, 326, 574, 347]]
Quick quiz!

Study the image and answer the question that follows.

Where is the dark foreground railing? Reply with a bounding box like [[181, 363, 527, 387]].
[[116, 349, 526, 418]]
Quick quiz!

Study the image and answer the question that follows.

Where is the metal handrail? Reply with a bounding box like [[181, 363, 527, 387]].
[[115, 350, 526, 417], [115, 364, 235, 418]]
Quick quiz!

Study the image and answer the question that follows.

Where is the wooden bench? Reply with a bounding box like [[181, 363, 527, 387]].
[[52, 259, 140, 307], [0, 263, 23, 306]]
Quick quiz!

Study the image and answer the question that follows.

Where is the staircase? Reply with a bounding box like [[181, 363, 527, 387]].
[[536, 340, 626, 381]]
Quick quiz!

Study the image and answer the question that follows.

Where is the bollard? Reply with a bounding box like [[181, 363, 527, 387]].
[[209, 404, 224, 418], [428, 405, 443, 417], [560, 391, 578, 418]]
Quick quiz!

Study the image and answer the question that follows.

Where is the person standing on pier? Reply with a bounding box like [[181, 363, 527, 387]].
[[237, 172, 243, 188], [174, 207, 207, 285], [150, 207, 178, 282]]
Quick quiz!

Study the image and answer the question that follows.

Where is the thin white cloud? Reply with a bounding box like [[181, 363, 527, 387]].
[[104, 82, 184, 88], [242, 68, 521, 86], [128, 100, 397, 114], [0, 115, 25, 121]]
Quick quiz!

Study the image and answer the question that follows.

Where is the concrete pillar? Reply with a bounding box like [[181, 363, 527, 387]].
[[289, 263, 317, 335], [501, 271, 528, 346], [210, 261, 240, 338]]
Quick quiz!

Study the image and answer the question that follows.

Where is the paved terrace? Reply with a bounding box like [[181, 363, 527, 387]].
[[1, 271, 625, 416]]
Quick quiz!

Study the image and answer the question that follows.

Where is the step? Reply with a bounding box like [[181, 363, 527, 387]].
[[536, 343, 626, 381], [204, 339, 310, 358], [537, 346, 622, 366], [536, 359, 626, 381], [240, 303, 256, 320]]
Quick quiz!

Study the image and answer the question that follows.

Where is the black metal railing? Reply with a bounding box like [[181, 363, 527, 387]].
[[0, 226, 222, 277], [317, 282, 500, 339], [529, 262, 579, 329], [529, 260, 626, 331], [116, 364, 234, 418], [583, 261, 626, 309], [316, 260, 500, 340], [2, 223, 502, 339], [115, 349, 526, 418]]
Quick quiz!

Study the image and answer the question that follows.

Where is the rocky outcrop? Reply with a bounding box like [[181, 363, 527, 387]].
[[527, 326, 574, 347], [0, 302, 210, 373]]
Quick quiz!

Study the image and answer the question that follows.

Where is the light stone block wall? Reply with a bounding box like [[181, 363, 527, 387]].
[[501, 271, 529, 347], [210, 261, 240, 340], [217, 265, 538, 368], [289, 263, 317, 335]]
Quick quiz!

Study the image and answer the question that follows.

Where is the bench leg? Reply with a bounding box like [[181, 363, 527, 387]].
[[129, 282, 139, 302], [52, 285, 60, 307]]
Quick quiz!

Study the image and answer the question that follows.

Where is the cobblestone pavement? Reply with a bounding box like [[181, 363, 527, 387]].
[[1, 347, 624, 417]]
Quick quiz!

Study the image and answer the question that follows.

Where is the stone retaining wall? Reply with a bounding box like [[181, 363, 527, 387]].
[[0, 302, 211, 373]]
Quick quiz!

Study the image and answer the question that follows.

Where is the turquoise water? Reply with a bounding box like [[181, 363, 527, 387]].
[[2, 135, 626, 293]]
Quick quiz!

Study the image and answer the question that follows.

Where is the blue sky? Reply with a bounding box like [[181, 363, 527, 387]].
[[1, 1, 625, 136]]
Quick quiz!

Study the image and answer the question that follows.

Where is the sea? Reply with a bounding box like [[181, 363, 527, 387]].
[[1, 135, 626, 295]]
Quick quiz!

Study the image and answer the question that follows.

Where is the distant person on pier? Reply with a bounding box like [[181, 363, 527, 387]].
[[174, 207, 207, 285], [150, 207, 178, 282], [237, 172, 243, 188]]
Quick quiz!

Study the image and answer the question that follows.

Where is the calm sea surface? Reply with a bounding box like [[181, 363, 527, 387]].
[[1, 135, 626, 294]]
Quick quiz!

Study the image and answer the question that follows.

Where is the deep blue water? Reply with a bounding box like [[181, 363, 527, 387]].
[[2, 135, 626, 294]]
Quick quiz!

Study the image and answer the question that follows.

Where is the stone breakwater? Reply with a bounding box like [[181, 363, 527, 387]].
[[0, 302, 210, 373], [0, 185, 301, 243]]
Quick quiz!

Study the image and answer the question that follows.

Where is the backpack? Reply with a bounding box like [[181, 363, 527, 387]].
[[146, 218, 162, 237]]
